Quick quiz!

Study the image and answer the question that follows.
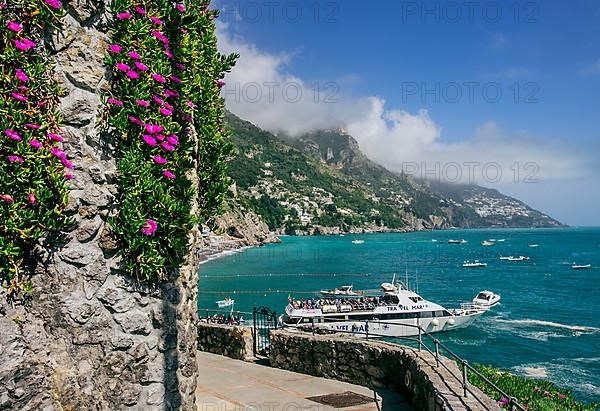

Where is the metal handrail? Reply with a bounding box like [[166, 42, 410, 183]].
[[297, 319, 525, 411]]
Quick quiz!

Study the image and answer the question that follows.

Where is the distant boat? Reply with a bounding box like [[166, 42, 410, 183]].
[[448, 239, 468, 244], [431, 239, 438, 242], [472, 291, 501, 309], [320, 285, 364, 298], [351, 240, 365, 245], [497, 239, 506, 242], [481, 240, 495, 246], [216, 297, 234, 308], [499, 256, 512, 261], [507, 256, 530, 261], [529, 244, 539, 248], [572, 263, 592, 270], [340, 234, 345, 237], [463, 260, 487, 268]]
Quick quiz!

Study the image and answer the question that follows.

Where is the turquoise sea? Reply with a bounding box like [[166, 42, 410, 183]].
[[198, 228, 600, 403]]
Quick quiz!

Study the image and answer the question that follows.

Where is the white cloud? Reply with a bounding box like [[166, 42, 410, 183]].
[[216, 23, 588, 185]]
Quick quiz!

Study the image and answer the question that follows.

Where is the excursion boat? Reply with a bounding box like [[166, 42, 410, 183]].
[[280, 275, 489, 337], [572, 263, 592, 270], [472, 291, 501, 309], [320, 285, 364, 298], [216, 297, 235, 308], [501, 256, 530, 261], [481, 240, 495, 246], [448, 239, 468, 244], [463, 260, 487, 268], [351, 240, 365, 245]]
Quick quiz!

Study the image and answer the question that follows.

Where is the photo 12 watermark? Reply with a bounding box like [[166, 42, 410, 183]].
[[214, 1, 340, 24], [400, 1, 540, 24], [402, 162, 540, 184], [400, 82, 540, 104], [221, 81, 339, 104]]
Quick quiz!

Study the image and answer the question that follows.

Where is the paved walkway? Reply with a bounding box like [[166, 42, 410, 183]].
[[196, 352, 414, 411]]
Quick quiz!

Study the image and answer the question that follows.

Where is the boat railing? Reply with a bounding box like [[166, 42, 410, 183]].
[[199, 308, 253, 326], [301, 319, 526, 411], [459, 302, 486, 311]]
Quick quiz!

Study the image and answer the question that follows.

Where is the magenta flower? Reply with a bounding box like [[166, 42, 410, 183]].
[[117, 12, 132, 20], [165, 89, 179, 98], [164, 49, 174, 59], [182, 115, 192, 122], [215, 80, 225, 87], [65, 173, 74, 180], [61, 157, 74, 169], [0, 194, 14, 203], [167, 134, 179, 145], [135, 62, 149, 71], [11, 92, 27, 102], [7, 21, 22, 33], [151, 30, 169, 44], [107, 97, 123, 106], [128, 115, 143, 125], [108, 44, 123, 53], [544, 391, 551, 397], [115, 62, 130, 72], [128, 51, 141, 60], [186, 100, 196, 108], [44, 0, 62, 9], [25, 123, 40, 129], [152, 73, 166, 83], [30, 139, 43, 149], [159, 107, 173, 116], [169, 75, 181, 84], [153, 95, 164, 105], [141, 219, 157, 235], [28, 193, 37, 205], [144, 124, 164, 134], [51, 147, 66, 159], [126, 70, 139, 79], [150, 16, 163, 25], [143, 134, 157, 146], [8, 155, 23, 163], [136, 99, 150, 107], [160, 142, 175, 152], [153, 155, 167, 164], [135, 6, 146, 15], [175, 4, 186, 12], [15, 68, 29, 82], [155, 134, 165, 141], [162, 170, 176, 179], [5, 130, 22, 141], [175, 63, 185, 70], [48, 133, 65, 142]]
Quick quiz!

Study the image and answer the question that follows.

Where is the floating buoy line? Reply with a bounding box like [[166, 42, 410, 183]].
[[200, 273, 371, 279]]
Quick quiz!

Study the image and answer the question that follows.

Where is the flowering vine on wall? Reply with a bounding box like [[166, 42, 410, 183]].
[[0, 0, 72, 299], [104, 0, 237, 281]]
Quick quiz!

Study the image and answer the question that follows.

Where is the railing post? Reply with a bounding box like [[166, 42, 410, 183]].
[[418, 326, 422, 352], [252, 307, 257, 356], [365, 320, 369, 340], [434, 339, 440, 367], [311, 317, 315, 335], [462, 360, 469, 397]]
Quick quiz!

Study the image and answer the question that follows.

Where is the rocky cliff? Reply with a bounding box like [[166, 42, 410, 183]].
[[0, 2, 199, 410]]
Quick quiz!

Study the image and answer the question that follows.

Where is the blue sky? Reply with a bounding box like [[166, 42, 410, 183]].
[[214, 0, 600, 225]]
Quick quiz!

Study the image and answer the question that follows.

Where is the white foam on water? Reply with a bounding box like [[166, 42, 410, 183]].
[[494, 318, 600, 333], [521, 366, 549, 378]]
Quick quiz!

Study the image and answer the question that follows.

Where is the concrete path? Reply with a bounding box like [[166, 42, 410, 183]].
[[196, 352, 414, 411]]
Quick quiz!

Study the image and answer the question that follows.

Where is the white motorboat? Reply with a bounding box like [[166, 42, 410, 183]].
[[528, 244, 539, 248], [281, 275, 487, 338], [499, 256, 512, 261], [448, 239, 468, 244], [481, 240, 495, 246], [572, 263, 592, 270], [216, 297, 235, 308], [501, 256, 530, 261], [472, 291, 501, 309], [351, 240, 365, 245], [320, 285, 364, 298], [463, 260, 487, 268]]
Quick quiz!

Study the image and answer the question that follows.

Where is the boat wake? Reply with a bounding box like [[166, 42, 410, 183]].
[[494, 318, 600, 333]]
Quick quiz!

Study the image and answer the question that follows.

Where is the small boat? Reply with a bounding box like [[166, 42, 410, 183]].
[[448, 239, 468, 244], [351, 240, 365, 245], [320, 285, 364, 298], [481, 240, 495, 246], [472, 291, 501, 309], [216, 297, 234, 308], [497, 239, 506, 242], [502, 256, 530, 261], [572, 264, 592, 270], [463, 260, 487, 268], [499, 256, 512, 261], [528, 244, 539, 248], [431, 239, 438, 242]]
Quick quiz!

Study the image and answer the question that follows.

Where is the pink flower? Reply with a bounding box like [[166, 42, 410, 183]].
[[128, 116, 143, 125], [215, 80, 225, 87], [141, 219, 157, 235], [162, 170, 176, 179], [164, 49, 174, 59], [159, 107, 173, 116], [61, 157, 74, 169], [22, 38, 36, 48], [44, 0, 62, 9], [144, 124, 163, 134], [164, 89, 179, 98], [51, 147, 66, 159], [559, 394, 566, 400], [182, 114, 192, 122], [25, 123, 40, 129], [169, 75, 181, 84], [0, 194, 14, 203], [107, 97, 123, 106], [175, 4, 186, 12], [543, 391, 550, 397], [108, 44, 123, 53], [126, 70, 139, 79], [166, 134, 179, 145], [151, 30, 167, 42], [142, 134, 157, 146], [152, 73, 166, 83], [135, 62, 148, 71], [7, 21, 22, 33], [117, 12, 132, 20], [128, 51, 141, 60], [15, 68, 29, 82], [533, 387, 540, 392], [135, 6, 146, 15], [153, 155, 167, 164], [153, 95, 164, 105], [5, 130, 22, 141], [155, 134, 165, 141], [115, 62, 130, 72], [11, 92, 27, 102], [64, 173, 74, 180], [136, 100, 150, 107], [175, 63, 185, 70], [8, 155, 23, 163], [48, 133, 65, 142], [28, 193, 37, 205], [150, 16, 163, 25], [30, 139, 43, 149], [160, 142, 175, 151], [186, 100, 196, 108]]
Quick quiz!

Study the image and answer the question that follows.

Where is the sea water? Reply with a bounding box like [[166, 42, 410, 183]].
[[198, 227, 600, 403]]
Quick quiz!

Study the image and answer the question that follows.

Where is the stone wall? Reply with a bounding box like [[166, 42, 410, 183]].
[[197, 323, 254, 361], [0, 1, 199, 409], [269, 329, 498, 411]]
